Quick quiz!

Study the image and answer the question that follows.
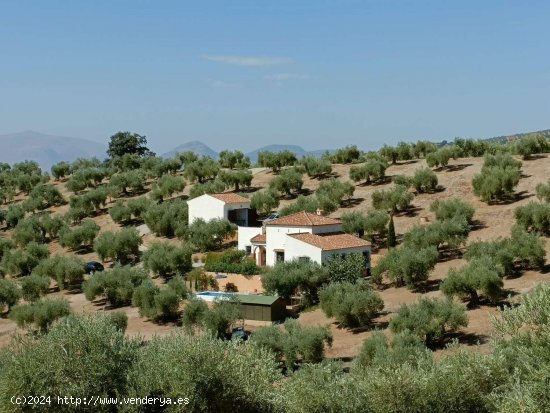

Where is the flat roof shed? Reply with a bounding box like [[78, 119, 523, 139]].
[[234, 294, 286, 322]]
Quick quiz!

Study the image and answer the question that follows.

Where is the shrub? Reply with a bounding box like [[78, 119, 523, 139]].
[[430, 198, 475, 223], [269, 168, 303, 196], [389, 298, 468, 347], [324, 252, 367, 283], [202, 299, 243, 339], [0, 242, 50, 277], [224, 282, 239, 292], [319, 281, 384, 328], [9, 297, 71, 333], [514, 201, 550, 234], [441, 256, 504, 304], [108, 311, 128, 332], [186, 218, 234, 252], [0, 279, 20, 313], [33, 255, 85, 290], [250, 189, 280, 217], [83, 265, 148, 307], [252, 319, 332, 369], [144, 198, 188, 237], [392, 175, 412, 187], [412, 168, 438, 193], [59, 219, 100, 250], [20, 274, 50, 302], [372, 245, 438, 288], [372, 185, 414, 212], [142, 242, 192, 278], [93, 227, 142, 264], [535, 179, 550, 202], [262, 260, 330, 305], [204, 249, 259, 275], [181, 299, 208, 331]]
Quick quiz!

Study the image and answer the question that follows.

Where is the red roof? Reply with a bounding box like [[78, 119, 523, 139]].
[[288, 232, 371, 251], [265, 211, 341, 227], [250, 233, 266, 244], [208, 193, 250, 204]]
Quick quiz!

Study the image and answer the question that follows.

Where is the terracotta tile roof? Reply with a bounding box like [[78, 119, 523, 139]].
[[265, 211, 341, 227], [288, 232, 371, 251], [209, 193, 250, 204], [250, 233, 266, 244]]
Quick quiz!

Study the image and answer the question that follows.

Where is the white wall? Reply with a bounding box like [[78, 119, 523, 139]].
[[187, 195, 226, 224], [237, 226, 263, 252], [265, 226, 313, 266], [284, 236, 323, 264]]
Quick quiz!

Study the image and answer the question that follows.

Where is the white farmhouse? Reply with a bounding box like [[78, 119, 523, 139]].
[[248, 211, 371, 270], [187, 193, 255, 226]]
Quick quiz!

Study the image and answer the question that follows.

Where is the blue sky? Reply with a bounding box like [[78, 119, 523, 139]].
[[1, 0, 549, 153]]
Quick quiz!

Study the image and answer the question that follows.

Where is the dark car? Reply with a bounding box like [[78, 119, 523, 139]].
[[231, 327, 249, 341], [85, 261, 104, 274]]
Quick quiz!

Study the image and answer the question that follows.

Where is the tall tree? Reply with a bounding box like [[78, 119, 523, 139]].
[[107, 131, 153, 158]]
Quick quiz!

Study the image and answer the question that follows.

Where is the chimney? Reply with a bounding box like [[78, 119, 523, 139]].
[[315, 208, 322, 216]]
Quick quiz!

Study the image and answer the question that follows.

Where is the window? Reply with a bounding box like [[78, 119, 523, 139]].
[[245, 246, 252, 255], [298, 256, 310, 262], [363, 251, 370, 266], [275, 251, 285, 263]]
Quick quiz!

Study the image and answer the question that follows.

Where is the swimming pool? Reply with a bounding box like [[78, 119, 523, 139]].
[[195, 291, 235, 302]]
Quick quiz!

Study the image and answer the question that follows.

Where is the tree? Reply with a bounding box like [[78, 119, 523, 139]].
[[403, 217, 470, 251], [257, 150, 297, 173], [389, 298, 468, 347], [108, 169, 147, 196], [59, 219, 100, 251], [299, 156, 332, 178], [107, 131, 152, 158], [269, 168, 304, 196], [349, 159, 387, 185], [472, 152, 522, 202], [279, 195, 319, 216], [184, 157, 220, 183], [150, 174, 185, 202], [1, 242, 50, 277], [20, 274, 50, 302], [380, 145, 399, 164], [441, 256, 504, 305], [250, 189, 280, 217], [181, 299, 208, 331], [9, 297, 71, 333], [83, 265, 148, 307], [23, 184, 65, 212], [330, 145, 362, 164], [535, 179, 550, 202], [50, 161, 71, 180], [188, 179, 226, 199], [372, 245, 438, 288], [144, 199, 188, 237], [430, 198, 475, 223], [252, 320, 333, 369], [372, 185, 414, 213], [218, 169, 253, 191], [387, 215, 396, 248], [315, 179, 355, 208], [219, 150, 251, 169], [319, 281, 383, 328], [514, 201, 550, 234], [412, 168, 438, 193], [0, 279, 20, 313], [341, 210, 369, 237], [425, 146, 458, 169], [34, 255, 85, 290], [203, 299, 243, 339], [186, 218, 234, 252], [142, 242, 192, 278], [325, 253, 367, 283], [132, 280, 182, 321], [514, 135, 549, 159], [5, 204, 25, 228], [93, 227, 142, 264], [262, 259, 330, 306]]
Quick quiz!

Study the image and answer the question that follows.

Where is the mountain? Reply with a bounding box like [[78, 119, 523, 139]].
[[0, 131, 106, 171], [162, 140, 218, 159], [485, 129, 550, 144]]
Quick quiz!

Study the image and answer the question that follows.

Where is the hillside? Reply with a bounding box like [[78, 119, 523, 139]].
[[0, 131, 106, 170]]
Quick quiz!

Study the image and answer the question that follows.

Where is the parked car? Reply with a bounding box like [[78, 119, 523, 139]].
[[262, 212, 280, 222], [85, 261, 104, 274], [231, 327, 249, 341]]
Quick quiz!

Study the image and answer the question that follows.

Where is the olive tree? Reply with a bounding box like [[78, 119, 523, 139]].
[[218, 169, 253, 192], [0, 279, 21, 313], [219, 150, 251, 169], [33, 255, 85, 290], [299, 156, 332, 179], [250, 189, 280, 217], [9, 297, 71, 333], [83, 265, 148, 307], [324, 253, 367, 283], [0, 242, 50, 277], [257, 150, 297, 173], [59, 219, 100, 251], [412, 168, 438, 193], [93, 227, 142, 264], [349, 159, 387, 185], [430, 198, 475, 223], [50, 161, 71, 180], [20, 274, 50, 302], [142, 242, 192, 278], [186, 218, 234, 252], [150, 174, 185, 202], [535, 179, 550, 202], [269, 168, 304, 196], [514, 201, 550, 234], [144, 199, 188, 237], [183, 157, 220, 183], [372, 185, 414, 213]]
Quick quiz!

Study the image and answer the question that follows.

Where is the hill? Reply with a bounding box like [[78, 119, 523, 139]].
[[161, 140, 218, 159], [0, 131, 106, 171]]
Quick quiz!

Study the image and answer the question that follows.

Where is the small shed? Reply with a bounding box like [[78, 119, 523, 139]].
[[235, 294, 286, 322]]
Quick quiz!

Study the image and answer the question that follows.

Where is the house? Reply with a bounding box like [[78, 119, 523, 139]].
[[187, 193, 258, 227], [248, 211, 371, 269]]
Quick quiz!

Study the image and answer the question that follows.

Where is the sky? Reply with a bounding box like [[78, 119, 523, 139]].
[[1, 0, 549, 154]]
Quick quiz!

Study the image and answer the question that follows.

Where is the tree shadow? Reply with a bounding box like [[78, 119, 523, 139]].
[[239, 186, 263, 193], [470, 220, 487, 231], [523, 154, 548, 160], [487, 190, 533, 205], [397, 206, 422, 217], [341, 197, 365, 208], [447, 331, 489, 346], [444, 163, 473, 172], [414, 279, 441, 293], [396, 160, 419, 165]]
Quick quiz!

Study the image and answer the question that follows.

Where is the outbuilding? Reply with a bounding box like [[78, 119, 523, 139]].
[[235, 294, 287, 322]]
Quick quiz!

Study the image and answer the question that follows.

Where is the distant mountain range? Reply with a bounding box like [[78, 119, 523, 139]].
[[162, 142, 332, 163], [0, 131, 106, 171]]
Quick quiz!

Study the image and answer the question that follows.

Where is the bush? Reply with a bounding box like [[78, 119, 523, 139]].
[[20, 274, 50, 302], [202, 299, 243, 339], [372, 185, 414, 212], [181, 299, 208, 331], [33, 255, 85, 290], [0, 279, 20, 313], [319, 281, 384, 328], [441, 256, 504, 304], [389, 298, 468, 347], [108, 311, 128, 332], [9, 297, 71, 333], [252, 319, 332, 369], [204, 249, 259, 275], [250, 189, 280, 217], [224, 282, 238, 292], [186, 218, 234, 252], [83, 265, 148, 307], [430, 198, 475, 223], [372, 245, 438, 288], [144, 198, 188, 237], [514, 201, 550, 234], [0, 242, 50, 277], [142, 242, 192, 278], [412, 168, 438, 193], [59, 219, 100, 250], [262, 260, 330, 305], [269, 168, 304, 196], [535, 179, 550, 202], [324, 252, 367, 283], [93, 227, 142, 264]]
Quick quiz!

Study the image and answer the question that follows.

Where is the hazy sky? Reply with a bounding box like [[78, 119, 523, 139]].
[[1, 0, 549, 154]]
